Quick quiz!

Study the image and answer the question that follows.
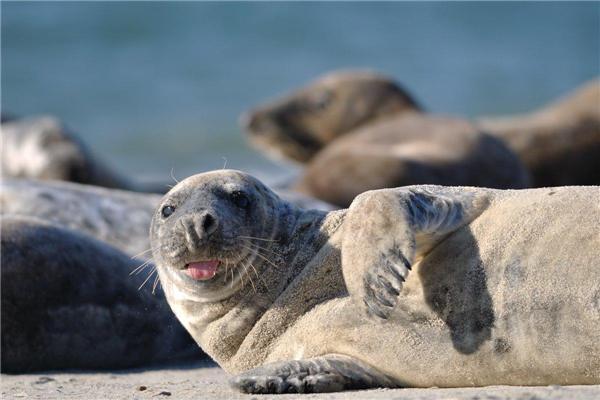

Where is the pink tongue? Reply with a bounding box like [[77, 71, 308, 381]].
[[185, 261, 220, 281]]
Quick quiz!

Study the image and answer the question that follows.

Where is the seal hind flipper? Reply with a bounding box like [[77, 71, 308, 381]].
[[342, 186, 490, 319], [229, 354, 398, 394]]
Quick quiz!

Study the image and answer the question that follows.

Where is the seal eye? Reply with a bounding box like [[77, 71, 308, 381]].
[[161, 205, 176, 218], [230, 191, 250, 209]]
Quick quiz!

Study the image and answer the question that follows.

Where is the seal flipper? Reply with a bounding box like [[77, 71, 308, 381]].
[[342, 186, 490, 319], [230, 354, 398, 394]]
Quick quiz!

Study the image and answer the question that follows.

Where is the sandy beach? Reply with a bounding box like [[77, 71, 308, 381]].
[[2, 360, 599, 400]]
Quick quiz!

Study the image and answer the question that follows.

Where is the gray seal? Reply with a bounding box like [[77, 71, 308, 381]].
[[1, 216, 200, 373], [0, 178, 162, 257], [150, 170, 600, 394]]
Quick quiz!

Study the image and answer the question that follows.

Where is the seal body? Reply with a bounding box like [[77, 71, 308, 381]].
[[294, 113, 530, 207], [1, 216, 199, 373], [151, 170, 599, 393], [479, 79, 600, 186], [0, 178, 161, 257]]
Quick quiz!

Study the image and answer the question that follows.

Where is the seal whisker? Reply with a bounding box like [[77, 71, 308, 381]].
[[152, 272, 161, 295], [170, 167, 180, 184], [249, 261, 269, 290], [130, 259, 154, 276], [241, 259, 257, 293], [240, 239, 282, 257], [237, 267, 245, 290], [138, 267, 157, 291], [246, 246, 281, 271], [239, 243, 265, 262], [130, 247, 155, 260], [238, 235, 277, 243]]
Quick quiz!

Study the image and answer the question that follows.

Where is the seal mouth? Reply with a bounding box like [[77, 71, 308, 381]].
[[184, 260, 221, 281]]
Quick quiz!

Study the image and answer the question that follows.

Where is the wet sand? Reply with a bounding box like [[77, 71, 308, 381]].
[[2, 360, 599, 400]]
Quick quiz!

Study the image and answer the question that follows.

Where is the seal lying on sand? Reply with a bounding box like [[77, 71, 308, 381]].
[[151, 170, 599, 394], [293, 113, 529, 207], [1, 216, 200, 373], [242, 70, 420, 163], [0, 115, 165, 192], [244, 71, 599, 188]]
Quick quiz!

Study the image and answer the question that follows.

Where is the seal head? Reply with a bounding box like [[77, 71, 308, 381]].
[[242, 70, 421, 162], [150, 170, 293, 303]]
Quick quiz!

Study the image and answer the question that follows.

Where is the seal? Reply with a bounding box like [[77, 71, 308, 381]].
[[478, 79, 600, 186], [150, 170, 600, 394], [0, 178, 162, 257], [294, 113, 530, 207], [242, 70, 420, 163], [0, 115, 165, 192], [1, 216, 200, 373]]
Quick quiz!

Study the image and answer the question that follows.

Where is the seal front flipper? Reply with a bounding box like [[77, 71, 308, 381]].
[[341, 186, 490, 319], [229, 354, 398, 394]]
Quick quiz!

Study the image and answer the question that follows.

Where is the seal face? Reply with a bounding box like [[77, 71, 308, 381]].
[[150, 170, 290, 303], [242, 70, 420, 163]]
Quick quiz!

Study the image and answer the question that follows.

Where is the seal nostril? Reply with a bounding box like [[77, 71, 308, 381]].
[[202, 213, 216, 235]]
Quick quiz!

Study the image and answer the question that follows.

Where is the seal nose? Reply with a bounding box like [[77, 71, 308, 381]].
[[181, 211, 218, 250], [241, 110, 273, 135]]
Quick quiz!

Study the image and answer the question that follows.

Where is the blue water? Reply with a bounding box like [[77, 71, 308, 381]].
[[2, 2, 599, 183]]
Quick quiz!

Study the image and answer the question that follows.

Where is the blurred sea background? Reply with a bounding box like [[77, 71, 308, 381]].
[[2, 2, 599, 185]]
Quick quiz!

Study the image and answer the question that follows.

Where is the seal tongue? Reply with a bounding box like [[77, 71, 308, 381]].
[[185, 261, 220, 281]]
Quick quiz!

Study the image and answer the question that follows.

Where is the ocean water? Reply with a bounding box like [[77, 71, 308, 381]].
[[2, 2, 599, 184]]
